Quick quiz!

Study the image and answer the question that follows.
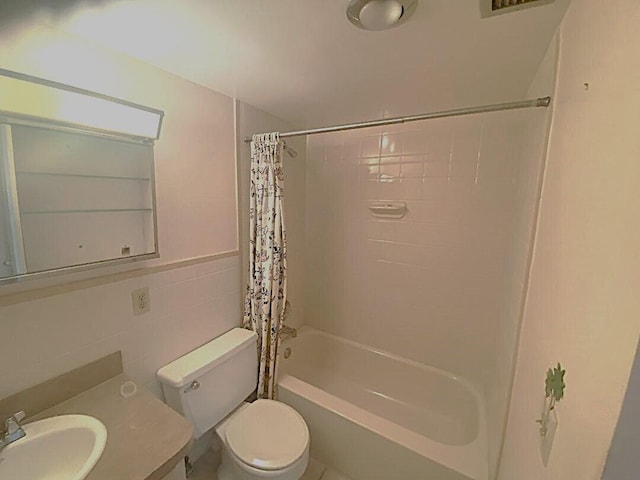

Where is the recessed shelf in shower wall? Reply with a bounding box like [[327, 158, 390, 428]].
[[368, 201, 407, 219]]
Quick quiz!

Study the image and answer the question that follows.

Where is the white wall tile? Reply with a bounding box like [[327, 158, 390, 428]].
[[421, 178, 448, 201], [401, 131, 428, 155], [342, 136, 362, 159], [400, 161, 425, 178], [0, 256, 241, 400], [304, 111, 550, 477], [380, 133, 402, 157], [422, 160, 448, 178], [361, 135, 382, 158]]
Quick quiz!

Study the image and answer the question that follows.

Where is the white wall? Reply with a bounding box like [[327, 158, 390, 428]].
[[498, 2, 640, 479], [0, 19, 242, 401], [236, 101, 306, 328], [485, 35, 559, 478]]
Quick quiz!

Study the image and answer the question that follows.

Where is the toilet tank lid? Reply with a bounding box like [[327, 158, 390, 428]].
[[157, 328, 257, 388]]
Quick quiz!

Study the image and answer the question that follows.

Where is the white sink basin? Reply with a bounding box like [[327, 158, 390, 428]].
[[0, 414, 107, 480]]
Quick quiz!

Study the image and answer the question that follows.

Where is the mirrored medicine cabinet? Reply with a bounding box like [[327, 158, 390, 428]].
[[0, 69, 164, 285]]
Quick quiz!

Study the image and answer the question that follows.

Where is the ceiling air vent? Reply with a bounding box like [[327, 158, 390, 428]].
[[480, 0, 555, 17]]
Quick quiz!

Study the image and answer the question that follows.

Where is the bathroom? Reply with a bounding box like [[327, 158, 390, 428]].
[[0, 0, 639, 479]]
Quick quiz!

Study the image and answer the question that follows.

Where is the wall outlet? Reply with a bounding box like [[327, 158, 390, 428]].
[[131, 287, 150, 315]]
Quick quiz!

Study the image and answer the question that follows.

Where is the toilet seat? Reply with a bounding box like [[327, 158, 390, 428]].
[[225, 399, 309, 471]]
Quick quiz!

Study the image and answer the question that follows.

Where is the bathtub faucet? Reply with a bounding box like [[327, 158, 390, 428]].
[[279, 324, 297, 340]]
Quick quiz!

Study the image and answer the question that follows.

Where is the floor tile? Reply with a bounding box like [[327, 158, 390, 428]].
[[187, 452, 351, 480], [190, 449, 218, 480], [301, 457, 327, 480], [321, 467, 353, 480]]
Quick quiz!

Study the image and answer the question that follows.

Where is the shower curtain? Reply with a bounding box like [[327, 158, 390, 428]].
[[243, 132, 288, 399]]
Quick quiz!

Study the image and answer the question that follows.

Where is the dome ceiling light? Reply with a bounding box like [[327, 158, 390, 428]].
[[346, 0, 418, 31]]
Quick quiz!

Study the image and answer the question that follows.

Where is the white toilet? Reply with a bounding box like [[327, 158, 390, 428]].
[[157, 328, 310, 480]]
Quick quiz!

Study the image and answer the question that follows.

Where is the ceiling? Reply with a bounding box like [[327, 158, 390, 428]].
[[3, 0, 571, 128]]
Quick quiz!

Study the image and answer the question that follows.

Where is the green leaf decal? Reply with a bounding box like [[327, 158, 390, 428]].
[[545, 362, 566, 402]]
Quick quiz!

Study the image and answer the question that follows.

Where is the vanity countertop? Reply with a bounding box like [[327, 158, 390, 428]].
[[30, 374, 193, 480]]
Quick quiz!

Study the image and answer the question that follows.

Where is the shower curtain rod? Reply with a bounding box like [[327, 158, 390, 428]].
[[243, 96, 551, 143]]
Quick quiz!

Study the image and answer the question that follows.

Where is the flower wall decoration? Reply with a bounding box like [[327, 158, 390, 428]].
[[537, 362, 566, 437], [545, 362, 566, 402]]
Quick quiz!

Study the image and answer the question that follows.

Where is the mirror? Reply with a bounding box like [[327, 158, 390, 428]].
[[0, 69, 163, 284]]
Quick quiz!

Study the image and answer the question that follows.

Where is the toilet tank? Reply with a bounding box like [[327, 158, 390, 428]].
[[157, 328, 258, 438]]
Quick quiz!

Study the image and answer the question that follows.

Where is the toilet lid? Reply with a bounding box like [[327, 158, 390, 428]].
[[225, 399, 309, 471]]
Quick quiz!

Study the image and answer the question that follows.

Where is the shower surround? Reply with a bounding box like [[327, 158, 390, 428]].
[[301, 107, 550, 476], [236, 84, 552, 479]]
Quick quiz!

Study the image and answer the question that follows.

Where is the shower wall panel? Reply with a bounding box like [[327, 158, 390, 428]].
[[304, 110, 545, 391]]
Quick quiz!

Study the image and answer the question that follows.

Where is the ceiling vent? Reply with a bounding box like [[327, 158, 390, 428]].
[[480, 0, 555, 18]]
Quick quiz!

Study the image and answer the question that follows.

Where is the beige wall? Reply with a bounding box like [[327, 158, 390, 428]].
[[498, 1, 640, 478], [0, 21, 242, 401]]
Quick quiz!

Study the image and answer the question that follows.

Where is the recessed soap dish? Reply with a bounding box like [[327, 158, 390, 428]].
[[368, 201, 408, 219]]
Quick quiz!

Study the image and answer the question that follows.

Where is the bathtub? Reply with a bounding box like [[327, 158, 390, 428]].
[[277, 327, 488, 480]]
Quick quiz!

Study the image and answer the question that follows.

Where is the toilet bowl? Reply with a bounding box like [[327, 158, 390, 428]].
[[216, 400, 309, 480], [157, 328, 310, 480]]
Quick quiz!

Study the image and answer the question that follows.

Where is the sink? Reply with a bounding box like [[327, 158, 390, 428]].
[[0, 414, 107, 480]]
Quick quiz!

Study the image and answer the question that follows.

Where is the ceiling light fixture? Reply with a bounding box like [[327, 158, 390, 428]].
[[346, 0, 418, 31]]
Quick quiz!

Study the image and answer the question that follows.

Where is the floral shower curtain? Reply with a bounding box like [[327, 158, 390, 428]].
[[243, 132, 288, 399]]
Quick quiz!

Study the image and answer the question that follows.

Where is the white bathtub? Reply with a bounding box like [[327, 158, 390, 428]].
[[277, 327, 487, 480]]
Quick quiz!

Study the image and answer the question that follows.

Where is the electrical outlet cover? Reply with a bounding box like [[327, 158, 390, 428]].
[[131, 287, 150, 315]]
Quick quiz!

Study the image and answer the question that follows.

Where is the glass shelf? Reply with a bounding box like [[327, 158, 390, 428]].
[[16, 171, 150, 181], [22, 208, 153, 214]]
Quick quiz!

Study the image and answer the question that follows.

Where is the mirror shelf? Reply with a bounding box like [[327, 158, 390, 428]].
[[16, 172, 151, 181], [22, 209, 153, 215]]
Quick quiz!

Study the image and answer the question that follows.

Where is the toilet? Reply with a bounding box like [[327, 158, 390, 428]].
[[157, 328, 310, 480]]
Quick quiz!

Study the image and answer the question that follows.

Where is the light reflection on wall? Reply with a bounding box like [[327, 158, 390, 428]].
[[0, 74, 162, 138], [59, 0, 204, 65]]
